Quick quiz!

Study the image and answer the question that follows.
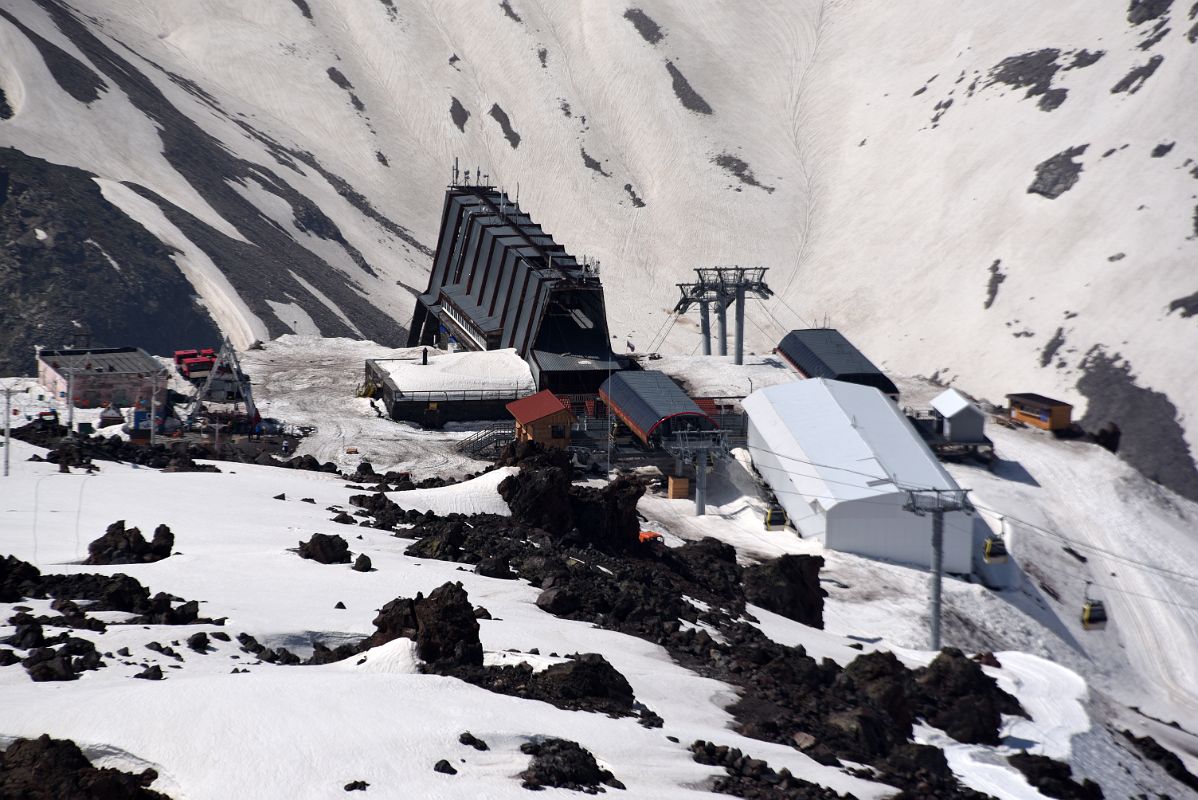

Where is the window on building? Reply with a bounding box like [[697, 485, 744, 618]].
[[550, 425, 565, 439]]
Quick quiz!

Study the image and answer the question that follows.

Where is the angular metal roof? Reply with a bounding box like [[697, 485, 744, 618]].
[[1006, 393, 1072, 409], [506, 389, 572, 424], [777, 329, 897, 396], [599, 370, 714, 441], [38, 347, 162, 375], [743, 379, 959, 506], [931, 388, 978, 419]]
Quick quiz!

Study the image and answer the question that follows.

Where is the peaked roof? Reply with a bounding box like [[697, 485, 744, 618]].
[[506, 389, 571, 424], [931, 388, 978, 419], [743, 379, 959, 506]]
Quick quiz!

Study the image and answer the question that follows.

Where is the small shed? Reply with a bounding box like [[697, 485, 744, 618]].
[[1006, 393, 1072, 431], [599, 370, 716, 447], [506, 390, 575, 448], [931, 388, 986, 443], [776, 329, 898, 399]]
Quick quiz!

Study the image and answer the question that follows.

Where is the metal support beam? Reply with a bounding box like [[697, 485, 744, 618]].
[[716, 294, 728, 357], [734, 283, 746, 365], [664, 430, 729, 517], [930, 510, 944, 650], [3, 385, 12, 478], [904, 488, 972, 652], [673, 267, 772, 360]]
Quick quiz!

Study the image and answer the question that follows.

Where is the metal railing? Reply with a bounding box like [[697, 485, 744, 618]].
[[457, 422, 516, 455]]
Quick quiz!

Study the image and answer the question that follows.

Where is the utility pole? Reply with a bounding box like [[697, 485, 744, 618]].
[[673, 267, 773, 364], [3, 383, 13, 478], [66, 366, 76, 434], [148, 371, 164, 447], [904, 488, 973, 651]]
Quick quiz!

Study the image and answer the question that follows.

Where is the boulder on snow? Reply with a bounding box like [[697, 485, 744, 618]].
[[0, 735, 169, 799], [84, 521, 174, 565], [459, 732, 489, 751], [912, 647, 1026, 745], [433, 759, 457, 775], [742, 554, 826, 629], [1007, 752, 1103, 799], [519, 738, 624, 792], [352, 554, 373, 572], [297, 533, 352, 564], [364, 582, 482, 667]]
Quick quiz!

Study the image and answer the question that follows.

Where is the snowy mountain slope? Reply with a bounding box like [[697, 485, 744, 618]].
[[1, 0, 1196, 494], [2, 430, 1193, 800]]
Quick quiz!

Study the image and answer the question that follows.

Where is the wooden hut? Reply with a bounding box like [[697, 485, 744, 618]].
[[1006, 393, 1072, 431], [506, 390, 575, 448]]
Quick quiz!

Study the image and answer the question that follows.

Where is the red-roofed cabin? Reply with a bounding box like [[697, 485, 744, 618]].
[[506, 390, 576, 449]]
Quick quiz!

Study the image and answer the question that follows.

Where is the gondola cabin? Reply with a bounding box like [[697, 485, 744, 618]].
[[1081, 600, 1108, 630], [764, 505, 788, 531], [982, 536, 1008, 564]]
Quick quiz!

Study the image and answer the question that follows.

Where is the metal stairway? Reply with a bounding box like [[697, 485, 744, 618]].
[[456, 422, 515, 456]]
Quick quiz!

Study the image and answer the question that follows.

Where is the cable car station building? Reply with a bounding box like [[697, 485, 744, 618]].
[[409, 183, 622, 393]]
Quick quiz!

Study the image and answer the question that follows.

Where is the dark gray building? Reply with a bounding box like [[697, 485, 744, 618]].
[[409, 184, 621, 393], [776, 329, 898, 399]]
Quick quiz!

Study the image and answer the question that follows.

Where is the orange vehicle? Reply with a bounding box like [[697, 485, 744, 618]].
[[638, 531, 663, 544]]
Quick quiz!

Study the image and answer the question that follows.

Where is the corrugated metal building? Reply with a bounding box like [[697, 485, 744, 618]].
[[409, 185, 621, 392], [37, 347, 165, 408], [743, 379, 972, 572], [776, 329, 898, 399], [599, 370, 716, 447]]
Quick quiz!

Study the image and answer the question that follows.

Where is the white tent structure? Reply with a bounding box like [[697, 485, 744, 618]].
[[743, 379, 973, 572]]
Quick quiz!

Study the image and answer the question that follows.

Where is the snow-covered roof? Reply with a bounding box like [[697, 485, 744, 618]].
[[371, 348, 534, 396], [930, 388, 977, 419], [743, 379, 959, 505]]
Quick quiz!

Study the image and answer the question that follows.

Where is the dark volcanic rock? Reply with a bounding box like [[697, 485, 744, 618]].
[[0, 734, 170, 799], [1078, 348, 1198, 502], [459, 731, 489, 751], [488, 103, 521, 149], [1121, 729, 1198, 792], [134, 664, 164, 681], [1008, 752, 1103, 799], [665, 61, 712, 115], [352, 554, 372, 572], [0, 147, 222, 375], [1128, 0, 1173, 24], [1028, 145, 1088, 198], [691, 740, 846, 798], [298, 533, 352, 564], [1111, 55, 1164, 94], [344, 780, 369, 791], [623, 8, 664, 44], [743, 555, 826, 629], [364, 582, 482, 667], [519, 738, 624, 792], [84, 521, 174, 565], [912, 648, 1026, 745], [186, 632, 210, 653], [433, 759, 457, 775]]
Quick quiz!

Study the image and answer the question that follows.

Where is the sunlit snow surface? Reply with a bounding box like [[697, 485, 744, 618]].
[[3, 340, 1198, 797]]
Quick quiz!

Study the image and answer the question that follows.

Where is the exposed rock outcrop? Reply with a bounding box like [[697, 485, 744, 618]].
[[0, 734, 171, 799], [84, 521, 174, 565]]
